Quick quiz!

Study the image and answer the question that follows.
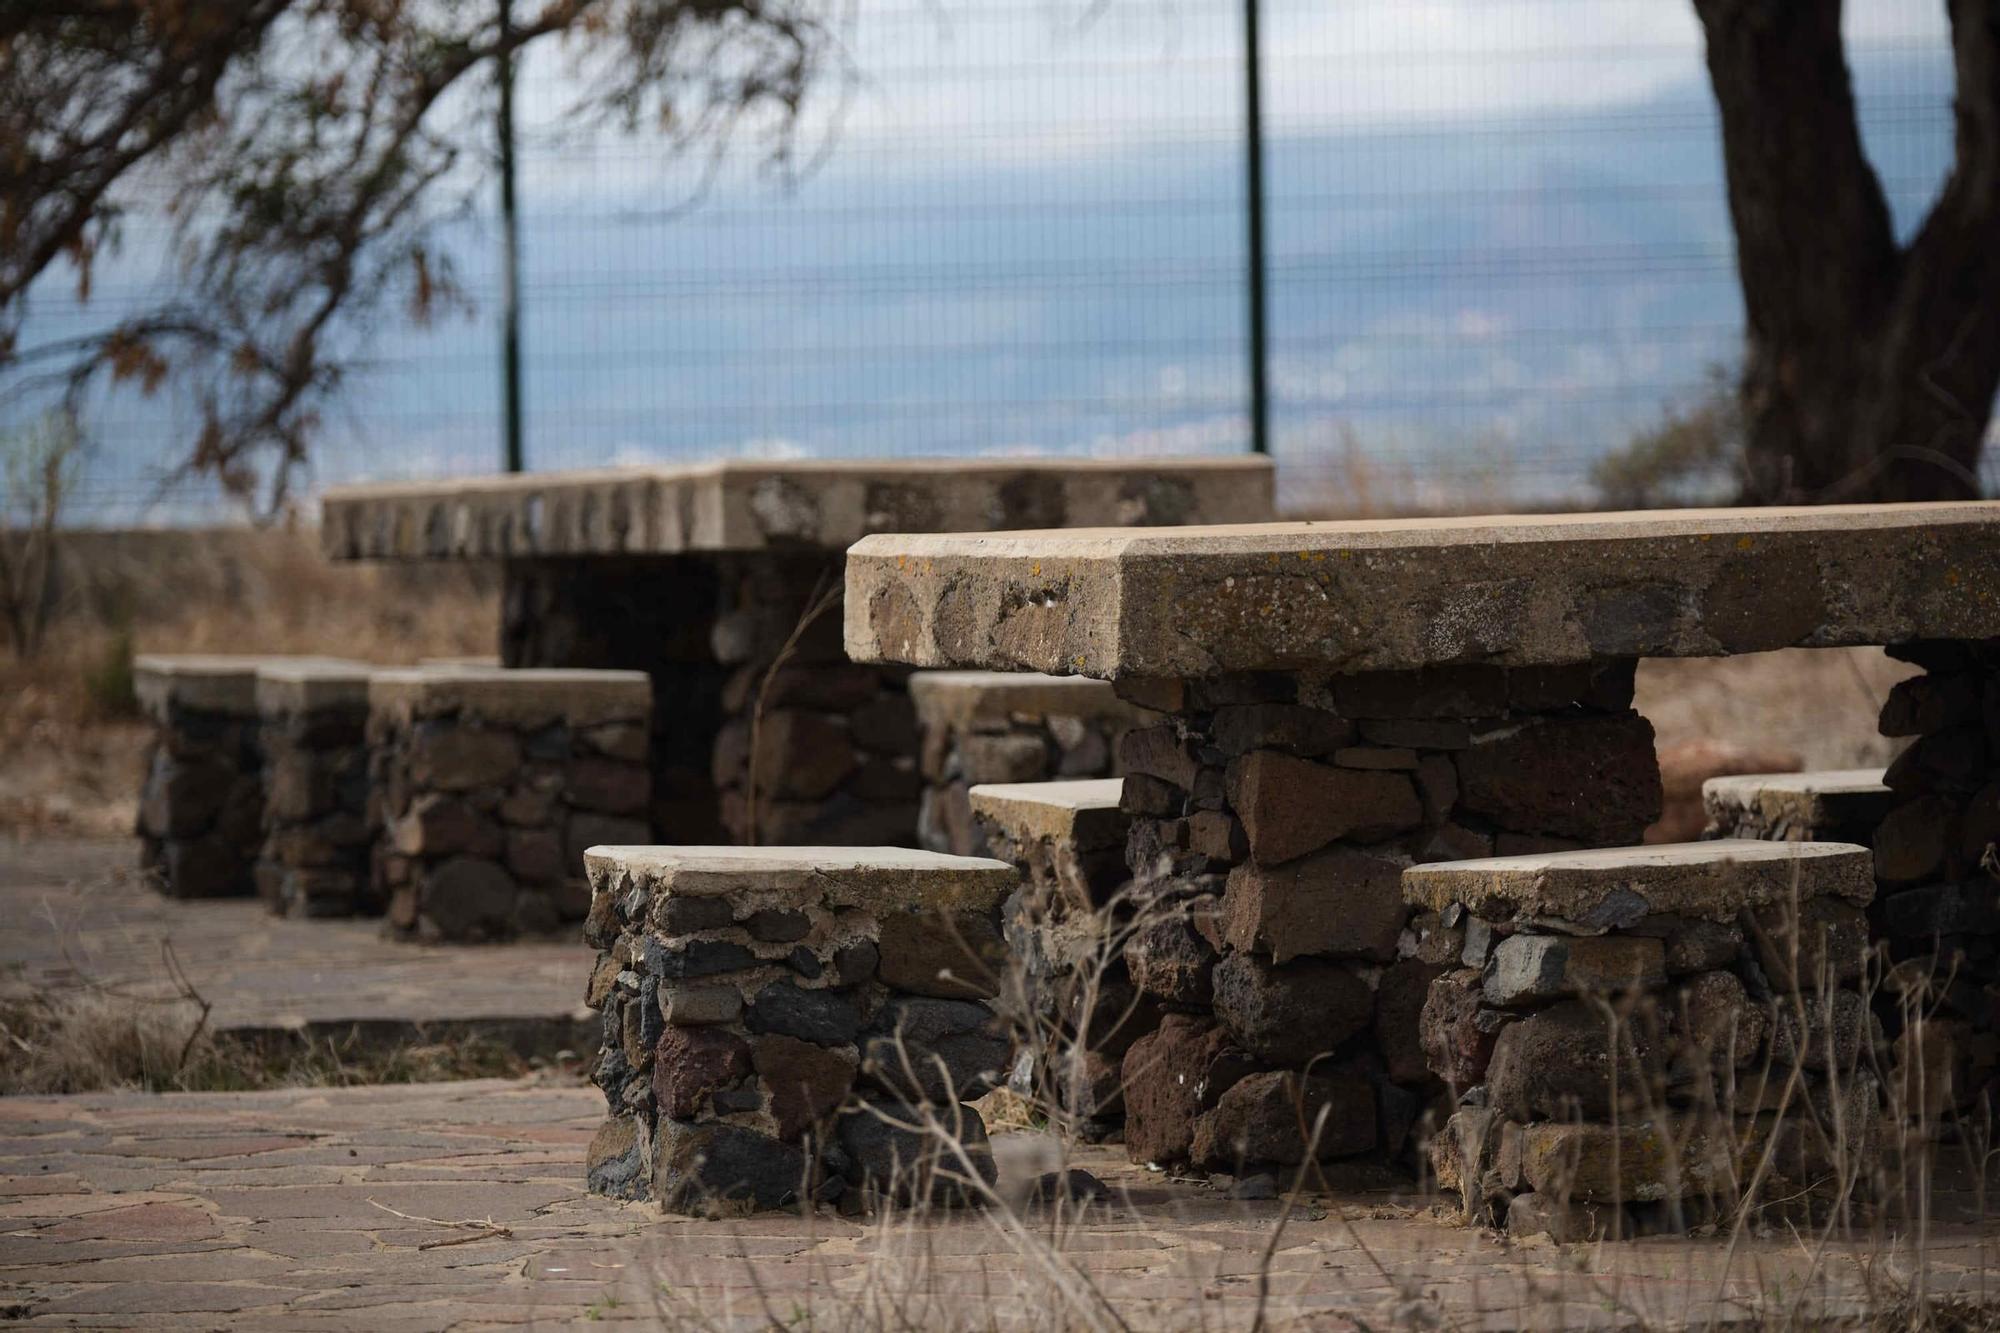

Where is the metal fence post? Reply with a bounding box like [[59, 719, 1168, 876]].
[[498, 0, 525, 474], [1244, 0, 1270, 458]]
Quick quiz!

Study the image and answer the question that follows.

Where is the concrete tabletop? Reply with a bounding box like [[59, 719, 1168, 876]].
[[321, 456, 1274, 560], [842, 501, 2000, 678]]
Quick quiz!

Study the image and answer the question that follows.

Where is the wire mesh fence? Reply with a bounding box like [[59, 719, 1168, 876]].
[[7, 0, 1981, 525]]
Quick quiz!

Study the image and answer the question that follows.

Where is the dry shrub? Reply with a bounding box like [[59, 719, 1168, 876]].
[[0, 524, 498, 835]]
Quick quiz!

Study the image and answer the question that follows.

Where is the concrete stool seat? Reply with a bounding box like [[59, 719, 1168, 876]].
[[1702, 769, 1894, 845], [968, 777, 1130, 909], [969, 778, 1143, 1141], [367, 667, 652, 941], [580, 844, 1017, 1215], [254, 660, 377, 918], [912, 672, 1152, 855], [135, 654, 368, 898], [1404, 840, 1881, 1241]]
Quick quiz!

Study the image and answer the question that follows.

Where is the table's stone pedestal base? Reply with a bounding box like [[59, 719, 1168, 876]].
[[1104, 659, 1661, 1178], [368, 669, 652, 941], [1408, 841, 1884, 1240], [502, 553, 919, 847], [913, 671, 1150, 857], [581, 846, 1016, 1215], [969, 779, 1145, 1142], [709, 554, 918, 847], [502, 557, 727, 843], [254, 664, 376, 917]]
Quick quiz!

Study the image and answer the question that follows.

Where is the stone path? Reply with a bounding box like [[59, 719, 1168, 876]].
[[0, 838, 592, 1051], [3, 1078, 1998, 1330]]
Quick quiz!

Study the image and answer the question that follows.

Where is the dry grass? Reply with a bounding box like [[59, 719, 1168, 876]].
[[627, 867, 2000, 1333], [0, 525, 497, 837], [0, 980, 554, 1095]]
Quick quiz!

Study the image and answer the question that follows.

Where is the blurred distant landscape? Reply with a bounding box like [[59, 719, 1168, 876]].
[[18, 16, 1972, 523]]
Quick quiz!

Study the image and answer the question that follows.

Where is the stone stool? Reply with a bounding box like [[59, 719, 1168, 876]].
[[912, 671, 1153, 856], [254, 660, 377, 918], [1862, 642, 2000, 1121], [1706, 765, 1999, 1125], [1702, 769, 1894, 846], [1405, 840, 1883, 1241], [969, 778, 1149, 1141], [581, 845, 1017, 1215], [135, 655, 364, 898], [367, 668, 652, 941]]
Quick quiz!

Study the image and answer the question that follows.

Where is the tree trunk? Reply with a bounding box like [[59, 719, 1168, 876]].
[[1696, 0, 2000, 503]]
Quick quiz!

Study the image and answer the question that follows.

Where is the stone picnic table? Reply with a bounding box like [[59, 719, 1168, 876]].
[[842, 501, 2000, 1180], [320, 457, 1271, 850]]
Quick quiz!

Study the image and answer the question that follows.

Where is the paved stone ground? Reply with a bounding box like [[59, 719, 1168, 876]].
[[0, 838, 592, 1050], [5, 838, 1999, 1330], [3, 1079, 1998, 1331]]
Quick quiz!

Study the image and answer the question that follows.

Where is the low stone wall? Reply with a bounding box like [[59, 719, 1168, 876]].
[[1103, 660, 1661, 1181], [136, 656, 359, 899], [969, 779, 1144, 1142], [582, 846, 1017, 1215], [1410, 841, 1882, 1240], [254, 662, 376, 918], [368, 669, 653, 941], [913, 671, 1150, 857]]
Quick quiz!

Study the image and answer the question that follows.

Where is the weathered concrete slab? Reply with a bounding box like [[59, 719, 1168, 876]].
[[367, 667, 652, 729], [968, 778, 1127, 847], [322, 457, 1275, 560], [135, 655, 368, 720], [583, 844, 1015, 912], [909, 670, 1145, 730], [1403, 838, 1875, 924], [843, 502, 2000, 677], [1702, 768, 1895, 839]]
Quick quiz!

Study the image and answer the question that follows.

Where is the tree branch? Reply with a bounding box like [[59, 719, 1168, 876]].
[[1693, 0, 1900, 344]]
